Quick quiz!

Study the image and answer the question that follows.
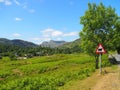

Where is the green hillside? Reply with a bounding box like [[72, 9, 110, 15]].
[[0, 54, 110, 90], [58, 39, 82, 53], [0, 38, 37, 47], [59, 38, 81, 49], [41, 40, 67, 48]]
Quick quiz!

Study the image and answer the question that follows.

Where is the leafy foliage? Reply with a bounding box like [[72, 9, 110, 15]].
[[0, 41, 82, 60], [80, 3, 119, 55], [112, 19, 120, 53]]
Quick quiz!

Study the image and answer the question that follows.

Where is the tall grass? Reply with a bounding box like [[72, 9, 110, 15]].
[[0, 53, 110, 90]]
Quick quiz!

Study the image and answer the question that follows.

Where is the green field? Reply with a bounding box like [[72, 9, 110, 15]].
[[0, 54, 110, 90]]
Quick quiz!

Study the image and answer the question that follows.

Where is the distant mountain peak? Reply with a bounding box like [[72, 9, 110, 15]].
[[41, 40, 67, 48], [58, 38, 81, 48]]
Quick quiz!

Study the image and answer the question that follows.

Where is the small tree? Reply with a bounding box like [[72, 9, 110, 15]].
[[80, 3, 119, 68]]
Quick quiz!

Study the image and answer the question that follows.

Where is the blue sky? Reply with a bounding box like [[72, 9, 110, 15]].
[[0, 0, 120, 44]]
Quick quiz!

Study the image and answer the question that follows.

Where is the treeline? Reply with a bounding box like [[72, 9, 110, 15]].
[[0, 44, 82, 60]]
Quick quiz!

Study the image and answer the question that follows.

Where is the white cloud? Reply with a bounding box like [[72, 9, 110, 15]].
[[32, 37, 51, 41], [63, 32, 78, 36], [30, 28, 79, 44], [42, 28, 63, 37], [42, 28, 78, 38], [0, 0, 4, 2], [0, 0, 35, 14], [15, 17, 22, 21], [0, 0, 12, 5], [13, 0, 28, 9], [56, 37, 62, 41], [13, 0, 20, 5], [29, 9, 35, 13], [5, 0, 12, 5], [13, 33, 21, 37], [32, 37, 51, 44], [51, 30, 63, 37]]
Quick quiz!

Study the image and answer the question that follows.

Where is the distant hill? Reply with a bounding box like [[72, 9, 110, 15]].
[[0, 38, 81, 48], [57, 38, 82, 53], [0, 38, 13, 45], [11, 39, 37, 47], [41, 40, 67, 48], [59, 38, 81, 49], [0, 38, 37, 47]]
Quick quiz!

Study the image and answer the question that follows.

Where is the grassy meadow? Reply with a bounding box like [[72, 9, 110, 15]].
[[0, 54, 110, 90]]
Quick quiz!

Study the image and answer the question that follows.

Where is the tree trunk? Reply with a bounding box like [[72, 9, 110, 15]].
[[117, 47, 120, 54], [95, 55, 99, 69], [96, 59, 99, 69]]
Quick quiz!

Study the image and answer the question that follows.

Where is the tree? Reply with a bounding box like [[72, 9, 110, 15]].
[[9, 53, 17, 60], [113, 19, 120, 54], [80, 3, 119, 69]]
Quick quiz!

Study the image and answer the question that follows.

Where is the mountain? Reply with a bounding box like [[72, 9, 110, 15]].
[[41, 40, 67, 48], [0, 38, 37, 47], [59, 38, 81, 49], [11, 39, 37, 47], [0, 38, 81, 48], [57, 38, 82, 53], [0, 38, 13, 45]]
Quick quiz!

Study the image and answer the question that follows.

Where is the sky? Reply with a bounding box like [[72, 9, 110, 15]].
[[0, 0, 120, 44]]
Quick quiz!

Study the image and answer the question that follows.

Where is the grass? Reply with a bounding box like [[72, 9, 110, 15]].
[[60, 65, 118, 90], [0, 53, 110, 90]]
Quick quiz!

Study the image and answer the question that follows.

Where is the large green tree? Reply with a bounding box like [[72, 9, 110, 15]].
[[80, 3, 119, 68], [113, 19, 120, 54]]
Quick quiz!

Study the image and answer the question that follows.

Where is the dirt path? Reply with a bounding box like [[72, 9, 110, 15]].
[[92, 71, 120, 90], [61, 66, 120, 90]]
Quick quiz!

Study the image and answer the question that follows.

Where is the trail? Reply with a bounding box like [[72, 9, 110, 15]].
[[88, 54, 120, 90], [62, 66, 120, 90], [92, 68, 120, 90]]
